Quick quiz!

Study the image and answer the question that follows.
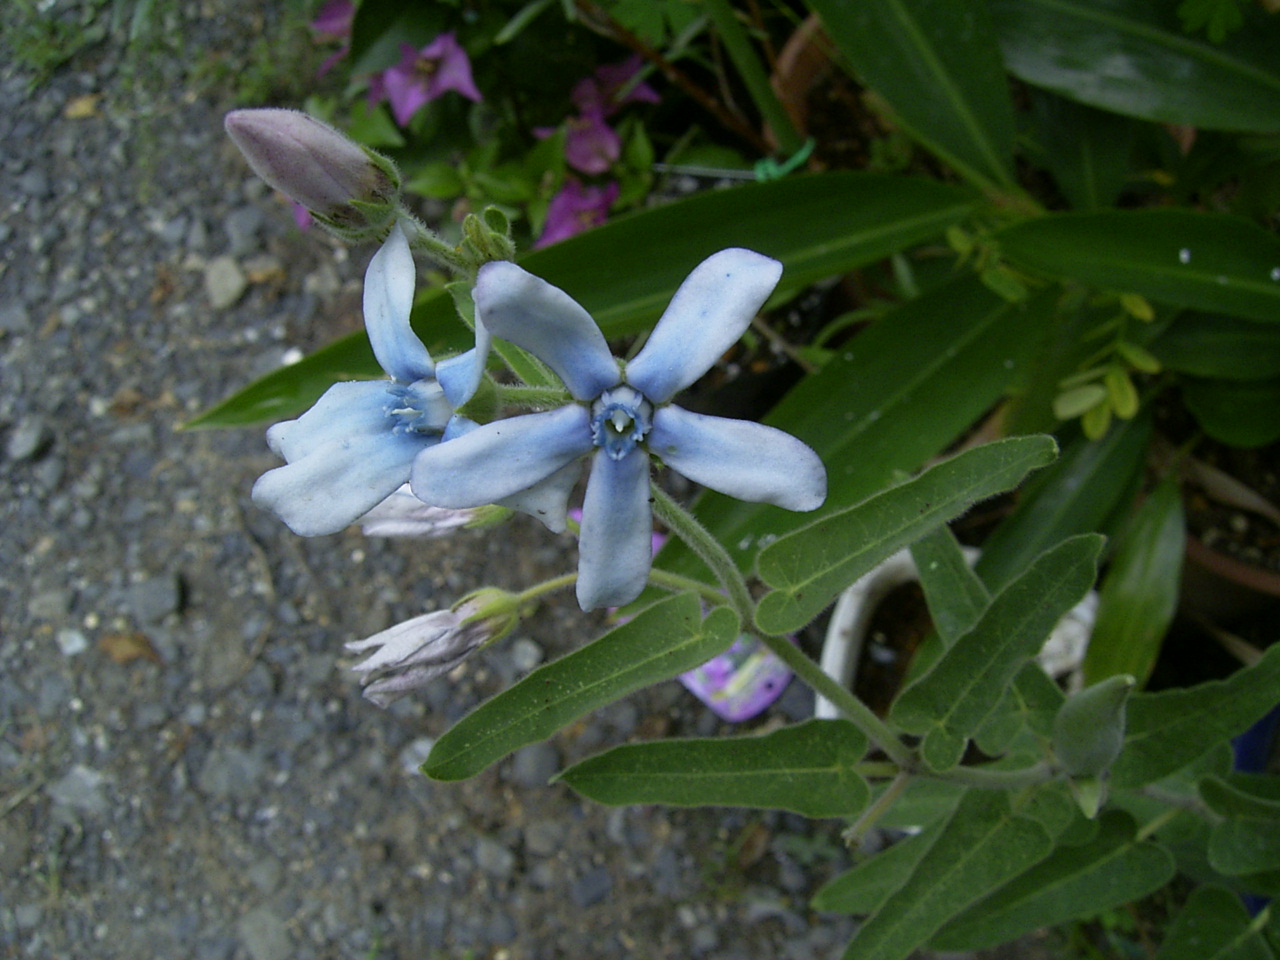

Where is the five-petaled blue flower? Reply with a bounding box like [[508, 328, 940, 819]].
[[252, 224, 485, 536], [410, 248, 827, 610]]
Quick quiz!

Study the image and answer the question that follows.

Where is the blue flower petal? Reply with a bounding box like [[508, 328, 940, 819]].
[[410, 404, 594, 508], [252, 430, 428, 536], [497, 460, 582, 533], [576, 447, 653, 610], [364, 224, 434, 384], [435, 320, 491, 408], [626, 248, 782, 404], [648, 404, 826, 511], [266, 380, 394, 462], [474, 261, 619, 401]]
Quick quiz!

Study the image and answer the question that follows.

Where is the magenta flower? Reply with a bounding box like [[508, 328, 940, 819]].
[[311, 0, 354, 76], [311, 0, 353, 38], [534, 107, 619, 176], [535, 179, 619, 248], [564, 108, 620, 175], [572, 55, 660, 117], [381, 35, 482, 127]]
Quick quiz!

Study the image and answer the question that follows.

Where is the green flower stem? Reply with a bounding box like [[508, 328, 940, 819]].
[[649, 484, 755, 619], [757, 628, 917, 768], [396, 207, 471, 276], [843, 769, 913, 846], [513, 568, 725, 609], [498, 385, 574, 409], [515, 572, 578, 605], [648, 570, 731, 607], [649, 483, 915, 768]]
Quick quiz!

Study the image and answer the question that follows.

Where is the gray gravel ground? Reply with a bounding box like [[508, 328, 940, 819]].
[[0, 6, 866, 959]]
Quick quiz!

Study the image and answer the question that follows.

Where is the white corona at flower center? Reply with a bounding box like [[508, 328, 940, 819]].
[[591, 385, 652, 460], [386, 378, 452, 436]]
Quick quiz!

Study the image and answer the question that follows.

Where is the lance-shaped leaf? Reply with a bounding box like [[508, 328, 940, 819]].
[[1202, 773, 1280, 879], [1209, 819, 1280, 877], [1084, 478, 1185, 687], [1200, 775, 1280, 821], [891, 534, 1103, 771], [931, 811, 1175, 951], [1155, 884, 1279, 960], [754, 435, 1058, 635], [808, 0, 1016, 192], [999, 210, 1280, 324], [1152, 312, 1280, 382], [1111, 641, 1280, 789], [1182, 376, 1280, 448], [1025, 90, 1137, 211], [189, 172, 978, 428], [658, 280, 1059, 583], [422, 594, 737, 781], [990, 0, 1280, 133], [813, 817, 945, 916], [556, 719, 869, 818], [838, 791, 1053, 960], [910, 525, 990, 645], [974, 661, 1065, 757], [977, 413, 1151, 592]]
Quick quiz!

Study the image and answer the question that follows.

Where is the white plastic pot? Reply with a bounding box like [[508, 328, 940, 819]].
[[815, 548, 1098, 719]]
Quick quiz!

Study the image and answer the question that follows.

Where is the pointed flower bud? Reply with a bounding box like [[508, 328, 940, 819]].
[[345, 588, 520, 708], [224, 108, 399, 238], [1053, 674, 1135, 778], [357, 485, 480, 539]]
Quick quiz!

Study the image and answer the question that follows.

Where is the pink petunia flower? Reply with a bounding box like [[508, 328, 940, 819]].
[[535, 179, 620, 248], [380, 35, 483, 127]]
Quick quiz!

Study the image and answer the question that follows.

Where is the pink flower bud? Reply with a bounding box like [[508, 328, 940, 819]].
[[224, 108, 397, 222]]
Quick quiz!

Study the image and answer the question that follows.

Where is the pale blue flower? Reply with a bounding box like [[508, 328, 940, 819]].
[[410, 248, 827, 610], [252, 224, 481, 536]]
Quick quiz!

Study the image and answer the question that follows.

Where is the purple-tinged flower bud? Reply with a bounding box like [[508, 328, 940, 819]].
[[357, 485, 479, 539], [345, 588, 519, 708], [224, 108, 399, 236]]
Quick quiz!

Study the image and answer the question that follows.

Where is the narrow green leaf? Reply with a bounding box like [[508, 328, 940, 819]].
[[557, 719, 869, 818], [840, 791, 1053, 960], [1111, 642, 1280, 789], [1152, 313, 1280, 381], [974, 661, 1065, 756], [813, 818, 945, 916], [754, 435, 1058, 635], [891, 535, 1104, 766], [422, 595, 737, 781], [990, 0, 1280, 133], [1201, 775, 1280, 821], [932, 811, 1175, 951], [977, 413, 1151, 592], [1025, 90, 1137, 211], [1182, 376, 1280, 447], [999, 210, 1280, 324], [1210, 819, 1280, 876], [662, 279, 1057, 583], [810, 0, 1017, 190], [1155, 884, 1278, 960], [910, 526, 990, 644], [1084, 478, 1185, 687], [190, 172, 978, 428]]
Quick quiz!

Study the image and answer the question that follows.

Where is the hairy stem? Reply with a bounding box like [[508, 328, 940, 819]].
[[649, 483, 915, 767]]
